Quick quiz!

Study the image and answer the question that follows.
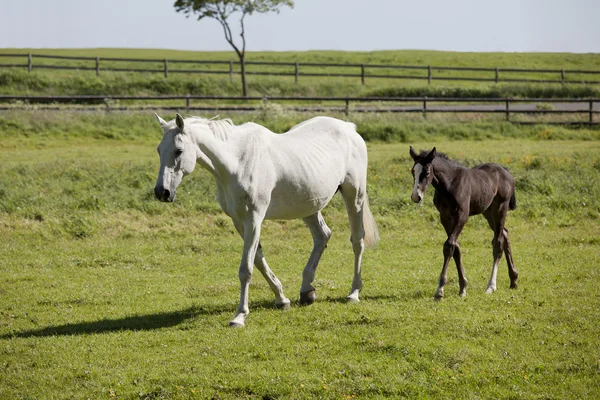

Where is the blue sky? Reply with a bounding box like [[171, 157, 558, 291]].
[[1, 0, 598, 53]]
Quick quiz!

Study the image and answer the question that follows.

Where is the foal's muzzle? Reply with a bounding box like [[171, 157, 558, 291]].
[[411, 192, 422, 203], [154, 186, 175, 202]]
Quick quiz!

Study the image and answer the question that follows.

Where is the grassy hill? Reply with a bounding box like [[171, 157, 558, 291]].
[[1, 48, 599, 99]]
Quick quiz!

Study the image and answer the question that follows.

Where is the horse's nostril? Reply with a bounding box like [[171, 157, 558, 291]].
[[162, 189, 171, 201]]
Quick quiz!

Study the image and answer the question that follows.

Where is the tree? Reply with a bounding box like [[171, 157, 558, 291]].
[[174, 0, 294, 97]]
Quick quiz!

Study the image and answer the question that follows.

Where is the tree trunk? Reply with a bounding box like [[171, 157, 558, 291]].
[[240, 54, 247, 98]]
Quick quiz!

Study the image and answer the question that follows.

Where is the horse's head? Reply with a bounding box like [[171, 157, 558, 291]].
[[409, 146, 436, 203], [154, 113, 198, 202]]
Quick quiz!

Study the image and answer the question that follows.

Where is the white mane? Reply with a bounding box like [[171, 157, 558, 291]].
[[185, 115, 236, 142]]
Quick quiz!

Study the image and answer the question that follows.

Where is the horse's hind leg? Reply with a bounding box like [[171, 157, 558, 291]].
[[232, 219, 290, 312], [299, 212, 332, 305], [340, 184, 368, 303]]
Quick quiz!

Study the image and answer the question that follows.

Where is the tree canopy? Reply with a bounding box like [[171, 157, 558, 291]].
[[174, 0, 294, 96]]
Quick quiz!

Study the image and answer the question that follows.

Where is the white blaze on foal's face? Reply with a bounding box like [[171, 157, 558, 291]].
[[411, 163, 424, 203]]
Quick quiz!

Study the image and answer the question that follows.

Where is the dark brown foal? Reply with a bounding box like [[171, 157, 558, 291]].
[[409, 147, 519, 299]]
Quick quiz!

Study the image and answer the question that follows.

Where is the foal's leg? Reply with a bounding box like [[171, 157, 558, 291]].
[[340, 185, 367, 303], [484, 205, 509, 294], [230, 212, 263, 328], [502, 227, 519, 289], [232, 219, 291, 310], [436, 214, 467, 300], [299, 212, 332, 305], [441, 215, 468, 297]]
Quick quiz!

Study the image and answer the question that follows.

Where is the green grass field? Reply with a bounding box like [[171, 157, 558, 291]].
[[0, 110, 599, 399]]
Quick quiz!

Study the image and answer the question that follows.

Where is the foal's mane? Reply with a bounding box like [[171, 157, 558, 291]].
[[417, 149, 463, 167]]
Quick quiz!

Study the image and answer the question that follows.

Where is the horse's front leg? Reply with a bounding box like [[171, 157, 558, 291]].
[[300, 212, 332, 305], [232, 219, 291, 310], [230, 212, 263, 328]]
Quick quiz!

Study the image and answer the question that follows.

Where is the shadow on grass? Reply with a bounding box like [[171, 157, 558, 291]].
[[0, 301, 275, 339]]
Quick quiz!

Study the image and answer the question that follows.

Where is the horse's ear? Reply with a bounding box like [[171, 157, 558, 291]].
[[154, 113, 167, 129], [409, 146, 418, 161], [175, 113, 185, 132], [426, 147, 437, 162]]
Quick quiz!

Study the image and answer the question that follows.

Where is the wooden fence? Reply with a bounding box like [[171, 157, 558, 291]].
[[1, 53, 600, 85], [0, 95, 597, 124]]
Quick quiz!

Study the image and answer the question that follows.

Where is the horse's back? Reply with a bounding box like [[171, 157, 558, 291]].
[[264, 117, 367, 219]]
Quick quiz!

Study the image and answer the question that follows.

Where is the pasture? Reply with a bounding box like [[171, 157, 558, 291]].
[[0, 111, 599, 399]]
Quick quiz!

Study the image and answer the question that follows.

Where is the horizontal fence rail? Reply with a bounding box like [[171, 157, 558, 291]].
[[1, 53, 599, 85], [0, 95, 598, 124]]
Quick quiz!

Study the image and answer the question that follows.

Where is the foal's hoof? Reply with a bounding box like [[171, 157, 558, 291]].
[[510, 281, 518, 289], [346, 295, 360, 304], [299, 289, 316, 305], [434, 295, 443, 302], [485, 287, 496, 294]]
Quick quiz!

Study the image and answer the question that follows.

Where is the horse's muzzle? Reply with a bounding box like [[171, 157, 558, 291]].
[[154, 187, 175, 202]]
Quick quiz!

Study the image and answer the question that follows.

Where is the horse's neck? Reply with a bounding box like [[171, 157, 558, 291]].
[[190, 122, 241, 179], [432, 157, 461, 192]]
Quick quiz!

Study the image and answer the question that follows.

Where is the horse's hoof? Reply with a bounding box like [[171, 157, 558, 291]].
[[275, 300, 291, 310], [434, 295, 443, 302], [299, 289, 316, 305], [229, 321, 245, 328], [510, 282, 518, 289], [485, 287, 496, 294], [459, 291, 467, 298]]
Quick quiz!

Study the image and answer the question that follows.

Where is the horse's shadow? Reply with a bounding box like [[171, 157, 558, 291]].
[[0, 303, 240, 339]]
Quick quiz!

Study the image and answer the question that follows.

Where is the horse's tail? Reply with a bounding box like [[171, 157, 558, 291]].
[[363, 195, 380, 249], [509, 189, 517, 211]]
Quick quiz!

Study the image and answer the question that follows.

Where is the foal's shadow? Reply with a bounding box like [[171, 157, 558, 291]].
[[0, 303, 238, 339]]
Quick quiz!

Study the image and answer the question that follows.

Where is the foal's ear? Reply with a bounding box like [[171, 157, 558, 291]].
[[175, 113, 185, 132], [426, 147, 437, 162], [409, 146, 418, 161], [154, 113, 167, 129]]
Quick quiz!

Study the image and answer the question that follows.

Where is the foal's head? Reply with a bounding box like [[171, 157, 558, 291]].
[[409, 146, 436, 203], [154, 113, 198, 202]]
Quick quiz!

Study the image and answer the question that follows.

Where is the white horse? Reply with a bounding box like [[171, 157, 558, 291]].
[[154, 113, 379, 327]]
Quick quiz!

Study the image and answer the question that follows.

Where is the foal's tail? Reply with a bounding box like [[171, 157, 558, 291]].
[[363, 196, 380, 248], [509, 189, 517, 211]]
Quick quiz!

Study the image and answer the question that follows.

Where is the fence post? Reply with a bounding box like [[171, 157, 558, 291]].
[[164, 58, 168, 78], [423, 96, 427, 118], [28, 53, 32, 72], [361, 64, 365, 85], [295, 62, 299, 84], [590, 99, 594, 125], [96, 57, 100, 76], [186, 94, 190, 111], [345, 97, 350, 116], [495, 67, 499, 83], [427, 65, 432, 85], [229, 60, 233, 83], [506, 99, 510, 121], [561, 69, 565, 85]]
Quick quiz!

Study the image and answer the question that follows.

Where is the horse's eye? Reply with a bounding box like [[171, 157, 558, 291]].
[[175, 149, 183, 157]]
